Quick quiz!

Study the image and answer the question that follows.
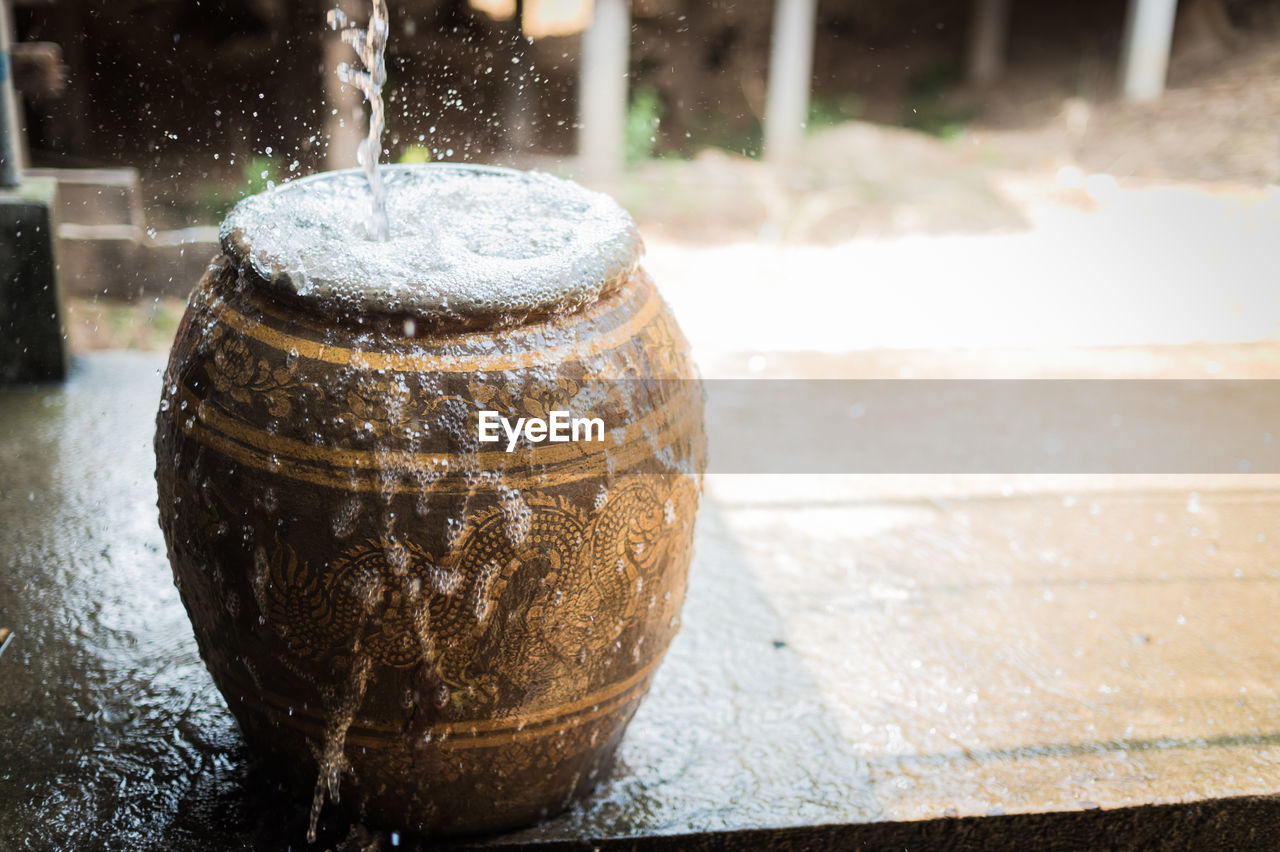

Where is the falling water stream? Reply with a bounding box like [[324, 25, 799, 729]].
[[300, 4, 392, 837], [327, 0, 391, 241]]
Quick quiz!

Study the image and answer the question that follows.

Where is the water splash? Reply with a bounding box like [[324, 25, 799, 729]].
[[307, 642, 374, 843], [327, 0, 391, 241], [220, 165, 642, 323]]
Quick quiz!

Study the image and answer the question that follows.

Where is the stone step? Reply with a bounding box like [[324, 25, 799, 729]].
[[26, 166, 144, 228], [56, 223, 218, 300], [20, 167, 217, 300]]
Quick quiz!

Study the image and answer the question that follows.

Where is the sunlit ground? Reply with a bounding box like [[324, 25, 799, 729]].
[[67, 164, 1280, 363], [650, 174, 1280, 361]]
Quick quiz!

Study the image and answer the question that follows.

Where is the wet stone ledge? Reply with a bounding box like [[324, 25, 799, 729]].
[[0, 178, 65, 382], [4, 352, 1280, 850]]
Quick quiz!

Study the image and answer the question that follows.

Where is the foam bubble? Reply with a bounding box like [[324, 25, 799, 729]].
[[220, 164, 643, 324]]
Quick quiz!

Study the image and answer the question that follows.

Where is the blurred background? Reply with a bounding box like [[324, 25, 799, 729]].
[[8, 6, 1280, 843], [11, 0, 1280, 356]]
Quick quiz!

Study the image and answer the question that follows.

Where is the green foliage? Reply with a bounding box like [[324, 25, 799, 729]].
[[398, 145, 432, 164], [905, 61, 976, 140], [807, 93, 864, 130], [625, 86, 663, 163], [682, 110, 762, 160], [196, 155, 283, 223], [241, 155, 280, 196]]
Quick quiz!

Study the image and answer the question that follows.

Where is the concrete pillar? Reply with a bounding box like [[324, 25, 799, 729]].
[[325, 0, 365, 170], [0, 178, 66, 383], [577, 0, 630, 180], [0, 0, 24, 186], [967, 0, 1011, 87], [764, 0, 819, 164], [1121, 0, 1179, 101], [504, 0, 535, 154]]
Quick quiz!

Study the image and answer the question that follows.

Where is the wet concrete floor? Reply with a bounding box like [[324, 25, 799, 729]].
[[4, 351, 1280, 849], [1, 353, 875, 849]]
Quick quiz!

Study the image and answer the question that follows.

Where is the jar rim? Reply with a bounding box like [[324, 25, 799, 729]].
[[220, 163, 643, 329]]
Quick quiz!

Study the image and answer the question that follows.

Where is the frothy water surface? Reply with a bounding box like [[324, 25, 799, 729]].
[[220, 165, 642, 324]]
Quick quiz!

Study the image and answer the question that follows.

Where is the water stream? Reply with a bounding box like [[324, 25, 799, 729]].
[[327, 0, 391, 241], [307, 649, 373, 843]]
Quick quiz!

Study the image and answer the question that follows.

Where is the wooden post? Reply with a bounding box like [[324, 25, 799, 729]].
[[505, 0, 535, 154], [325, 0, 365, 170], [967, 0, 1011, 87], [1121, 0, 1179, 101], [577, 0, 630, 180], [764, 0, 819, 164]]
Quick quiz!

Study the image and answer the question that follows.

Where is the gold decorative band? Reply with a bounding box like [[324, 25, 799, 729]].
[[203, 277, 663, 374], [229, 264, 651, 344], [217, 653, 664, 751], [177, 383, 702, 493]]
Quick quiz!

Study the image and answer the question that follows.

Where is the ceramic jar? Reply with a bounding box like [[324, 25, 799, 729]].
[[154, 165, 705, 835]]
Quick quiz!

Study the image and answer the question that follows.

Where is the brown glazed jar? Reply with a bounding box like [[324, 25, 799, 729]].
[[154, 165, 705, 836]]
